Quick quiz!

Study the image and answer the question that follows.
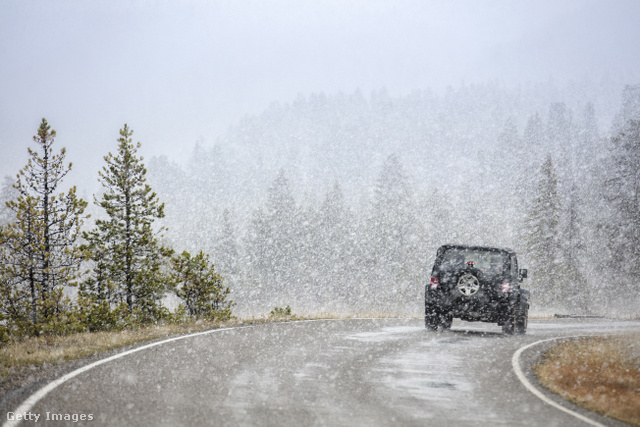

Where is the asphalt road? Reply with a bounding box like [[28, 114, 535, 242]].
[[4, 318, 640, 426]]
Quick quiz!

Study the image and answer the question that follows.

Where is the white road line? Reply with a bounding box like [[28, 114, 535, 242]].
[[3, 318, 372, 427], [3, 325, 251, 427], [511, 337, 606, 427], [8, 320, 610, 427]]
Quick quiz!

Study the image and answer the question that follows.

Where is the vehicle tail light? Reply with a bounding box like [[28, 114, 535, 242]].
[[430, 277, 439, 289], [501, 282, 511, 293]]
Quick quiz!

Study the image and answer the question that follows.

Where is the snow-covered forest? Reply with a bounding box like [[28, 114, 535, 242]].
[[3, 2, 640, 327], [147, 82, 640, 318], [1, 81, 638, 322]]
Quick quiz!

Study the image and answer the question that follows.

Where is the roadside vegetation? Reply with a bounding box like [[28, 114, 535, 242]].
[[269, 305, 294, 318], [1, 319, 237, 379], [0, 319, 237, 381], [0, 120, 233, 343], [0, 310, 309, 392], [535, 333, 640, 426]]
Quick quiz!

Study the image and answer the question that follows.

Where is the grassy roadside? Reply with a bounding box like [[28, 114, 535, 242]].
[[0, 312, 412, 393], [0, 314, 307, 394], [534, 333, 640, 426]]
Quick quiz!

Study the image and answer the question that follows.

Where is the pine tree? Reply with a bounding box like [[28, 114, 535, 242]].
[[576, 102, 600, 179], [370, 154, 416, 265], [214, 209, 240, 276], [77, 237, 121, 331], [317, 183, 350, 272], [313, 182, 358, 306], [523, 113, 546, 180], [525, 155, 562, 307], [612, 85, 640, 132], [368, 154, 422, 311], [0, 119, 87, 335], [170, 250, 232, 320], [246, 169, 298, 286], [83, 124, 172, 323], [560, 182, 588, 312], [0, 195, 41, 333], [601, 119, 640, 309]]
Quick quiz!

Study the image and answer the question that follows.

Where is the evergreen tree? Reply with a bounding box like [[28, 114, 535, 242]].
[[422, 188, 456, 252], [370, 154, 416, 265], [576, 102, 600, 178], [575, 103, 607, 308], [0, 195, 41, 333], [612, 85, 640, 132], [525, 155, 562, 308], [171, 250, 232, 320], [245, 170, 299, 292], [82, 124, 172, 322], [313, 182, 358, 306], [77, 237, 121, 331], [0, 119, 87, 335], [513, 112, 548, 248], [214, 209, 240, 277], [601, 119, 640, 309], [546, 103, 572, 152], [546, 103, 575, 199], [560, 182, 588, 312], [244, 207, 269, 279], [497, 117, 520, 175], [367, 154, 422, 311], [181, 141, 219, 252], [523, 112, 546, 173]]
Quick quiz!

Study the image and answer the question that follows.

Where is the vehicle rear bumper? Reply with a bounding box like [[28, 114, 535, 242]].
[[425, 285, 518, 322]]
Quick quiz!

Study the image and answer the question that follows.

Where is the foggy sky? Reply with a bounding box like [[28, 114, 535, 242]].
[[1, 0, 639, 194]]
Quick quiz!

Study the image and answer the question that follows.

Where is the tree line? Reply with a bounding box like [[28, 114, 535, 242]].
[[2, 84, 638, 331], [524, 87, 640, 314], [146, 85, 640, 317], [0, 120, 233, 340]]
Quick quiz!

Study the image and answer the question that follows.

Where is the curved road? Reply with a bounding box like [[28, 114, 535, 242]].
[[4, 318, 639, 426]]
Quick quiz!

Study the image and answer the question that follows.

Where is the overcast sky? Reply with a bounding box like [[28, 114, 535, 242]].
[[1, 0, 640, 192]]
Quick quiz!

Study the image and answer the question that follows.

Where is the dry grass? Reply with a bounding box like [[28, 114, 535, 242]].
[[535, 333, 640, 426], [0, 316, 303, 384], [0, 313, 407, 387]]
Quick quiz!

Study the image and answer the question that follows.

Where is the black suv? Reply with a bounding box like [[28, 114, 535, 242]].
[[425, 244, 529, 334]]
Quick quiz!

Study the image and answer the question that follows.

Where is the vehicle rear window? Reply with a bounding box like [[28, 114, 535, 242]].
[[438, 248, 507, 273]]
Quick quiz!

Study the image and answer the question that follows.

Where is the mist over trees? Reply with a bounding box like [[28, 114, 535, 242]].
[[1, 82, 638, 332], [147, 83, 640, 317], [601, 119, 640, 310]]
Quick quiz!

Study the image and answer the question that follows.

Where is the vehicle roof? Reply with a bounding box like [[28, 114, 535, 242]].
[[438, 244, 516, 255]]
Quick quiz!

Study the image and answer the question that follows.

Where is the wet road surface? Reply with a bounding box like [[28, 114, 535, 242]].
[[4, 318, 639, 426]]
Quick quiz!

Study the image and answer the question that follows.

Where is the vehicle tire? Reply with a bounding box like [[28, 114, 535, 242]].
[[501, 309, 515, 335], [439, 312, 453, 330], [425, 315, 438, 330], [514, 298, 529, 335], [425, 303, 439, 330]]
